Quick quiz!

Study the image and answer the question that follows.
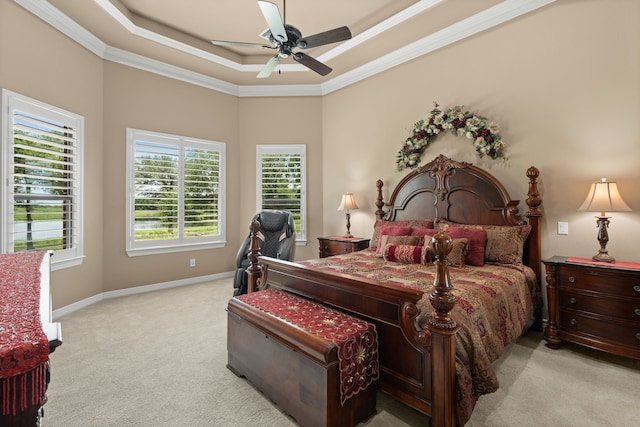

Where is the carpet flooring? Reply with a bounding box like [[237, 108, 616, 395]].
[[44, 278, 640, 426]]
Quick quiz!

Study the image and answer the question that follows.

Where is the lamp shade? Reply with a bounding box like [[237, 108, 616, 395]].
[[337, 192, 359, 212], [579, 179, 631, 214]]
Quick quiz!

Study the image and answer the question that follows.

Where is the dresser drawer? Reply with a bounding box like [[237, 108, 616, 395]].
[[560, 290, 640, 322], [560, 309, 640, 349], [544, 256, 640, 360], [559, 266, 640, 298]]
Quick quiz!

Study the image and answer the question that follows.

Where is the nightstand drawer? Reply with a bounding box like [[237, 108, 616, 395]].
[[323, 240, 355, 255], [560, 310, 640, 349], [559, 267, 640, 298], [560, 290, 640, 322], [317, 237, 370, 258]]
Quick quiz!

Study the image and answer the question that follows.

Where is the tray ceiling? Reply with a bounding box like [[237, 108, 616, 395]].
[[17, 0, 556, 96]]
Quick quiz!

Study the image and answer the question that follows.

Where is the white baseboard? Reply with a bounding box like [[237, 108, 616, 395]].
[[52, 271, 234, 320]]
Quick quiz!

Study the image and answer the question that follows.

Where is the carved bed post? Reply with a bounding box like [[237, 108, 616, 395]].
[[246, 220, 262, 293], [525, 166, 542, 284], [427, 232, 459, 427], [375, 179, 385, 220], [524, 166, 543, 329]]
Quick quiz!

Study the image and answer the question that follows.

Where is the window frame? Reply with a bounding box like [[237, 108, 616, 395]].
[[256, 144, 306, 244], [126, 128, 226, 256], [1, 89, 85, 270]]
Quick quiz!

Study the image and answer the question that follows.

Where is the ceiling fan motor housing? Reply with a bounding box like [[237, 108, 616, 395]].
[[269, 24, 302, 56]]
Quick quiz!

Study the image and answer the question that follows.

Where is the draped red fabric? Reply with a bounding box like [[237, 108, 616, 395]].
[[0, 251, 49, 416], [237, 289, 379, 405]]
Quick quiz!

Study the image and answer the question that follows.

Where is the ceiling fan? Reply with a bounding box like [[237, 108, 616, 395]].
[[211, 1, 352, 78]]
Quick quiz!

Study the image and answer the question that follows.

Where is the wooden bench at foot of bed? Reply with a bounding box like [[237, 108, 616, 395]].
[[227, 289, 379, 427]]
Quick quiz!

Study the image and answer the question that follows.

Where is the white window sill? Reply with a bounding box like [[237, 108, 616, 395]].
[[127, 241, 227, 257]]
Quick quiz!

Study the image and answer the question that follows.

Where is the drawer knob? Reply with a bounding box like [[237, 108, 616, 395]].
[[637, 333, 640, 341], [635, 285, 640, 292], [568, 276, 576, 283], [570, 318, 577, 325], [569, 297, 577, 304], [635, 308, 640, 316]]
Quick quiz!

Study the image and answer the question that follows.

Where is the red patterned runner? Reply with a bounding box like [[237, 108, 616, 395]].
[[566, 257, 640, 270], [236, 289, 379, 405], [0, 251, 49, 416]]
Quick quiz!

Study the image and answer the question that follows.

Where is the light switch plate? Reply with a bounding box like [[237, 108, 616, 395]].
[[557, 222, 569, 235]]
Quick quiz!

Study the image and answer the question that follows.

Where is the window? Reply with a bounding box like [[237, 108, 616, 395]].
[[256, 145, 306, 243], [126, 129, 225, 256], [1, 89, 84, 270]]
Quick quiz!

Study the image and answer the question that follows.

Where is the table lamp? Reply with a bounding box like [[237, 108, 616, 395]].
[[579, 178, 631, 262], [337, 192, 359, 238]]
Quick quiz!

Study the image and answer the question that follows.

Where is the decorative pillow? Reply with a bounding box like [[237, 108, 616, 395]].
[[383, 244, 429, 264], [426, 237, 469, 267], [370, 219, 434, 250], [375, 225, 412, 254], [377, 235, 421, 257], [436, 219, 531, 264], [443, 227, 487, 266], [410, 227, 439, 241]]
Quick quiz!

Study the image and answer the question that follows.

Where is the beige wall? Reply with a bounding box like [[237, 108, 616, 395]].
[[2, 1, 639, 310], [1, 1, 104, 308], [323, 0, 640, 269], [101, 63, 240, 292], [238, 97, 323, 262]]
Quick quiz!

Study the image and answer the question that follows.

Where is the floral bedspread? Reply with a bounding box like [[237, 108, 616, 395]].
[[300, 249, 538, 425]]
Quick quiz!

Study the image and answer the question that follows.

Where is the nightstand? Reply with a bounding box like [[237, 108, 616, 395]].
[[317, 236, 370, 258], [543, 256, 640, 360]]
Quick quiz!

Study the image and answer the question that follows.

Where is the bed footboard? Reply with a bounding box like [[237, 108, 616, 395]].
[[246, 225, 459, 426]]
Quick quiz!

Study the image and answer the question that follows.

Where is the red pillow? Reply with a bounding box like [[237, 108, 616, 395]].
[[376, 225, 411, 253], [384, 244, 428, 264], [411, 227, 438, 238], [444, 227, 487, 266]]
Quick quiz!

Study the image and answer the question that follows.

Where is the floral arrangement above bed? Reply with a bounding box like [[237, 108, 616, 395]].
[[396, 102, 506, 170]]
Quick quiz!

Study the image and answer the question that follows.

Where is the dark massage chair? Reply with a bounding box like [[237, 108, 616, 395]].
[[232, 210, 296, 296]]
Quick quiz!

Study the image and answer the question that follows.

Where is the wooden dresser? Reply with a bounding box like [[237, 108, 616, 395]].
[[543, 256, 640, 360], [317, 236, 370, 258]]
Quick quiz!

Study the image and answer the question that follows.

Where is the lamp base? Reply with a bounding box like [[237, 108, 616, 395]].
[[343, 232, 354, 238], [592, 250, 615, 263], [593, 216, 615, 263]]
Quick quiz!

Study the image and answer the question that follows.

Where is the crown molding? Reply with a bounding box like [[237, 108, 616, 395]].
[[103, 47, 241, 96], [15, 0, 556, 98]]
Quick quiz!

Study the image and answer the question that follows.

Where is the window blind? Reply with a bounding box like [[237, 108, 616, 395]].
[[127, 129, 225, 255], [257, 145, 306, 242], [2, 89, 84, 269]]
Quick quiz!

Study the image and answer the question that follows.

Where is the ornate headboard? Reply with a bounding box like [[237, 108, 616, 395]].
[[374, 154, 542, 281]]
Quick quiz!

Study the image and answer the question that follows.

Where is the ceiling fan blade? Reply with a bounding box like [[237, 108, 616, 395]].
[[297, 26, 352, 49], [258, 1, 287, 43], [212, 40, 275, 49], [257, 55, 280, 78], [293, 52, 332, 76]]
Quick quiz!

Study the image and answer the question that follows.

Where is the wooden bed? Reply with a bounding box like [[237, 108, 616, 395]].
[[245, 154, 543, 426]]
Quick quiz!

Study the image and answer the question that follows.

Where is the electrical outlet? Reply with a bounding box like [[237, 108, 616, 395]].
[[557, 222, 569, 235], [189, 258, 196, 267]]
